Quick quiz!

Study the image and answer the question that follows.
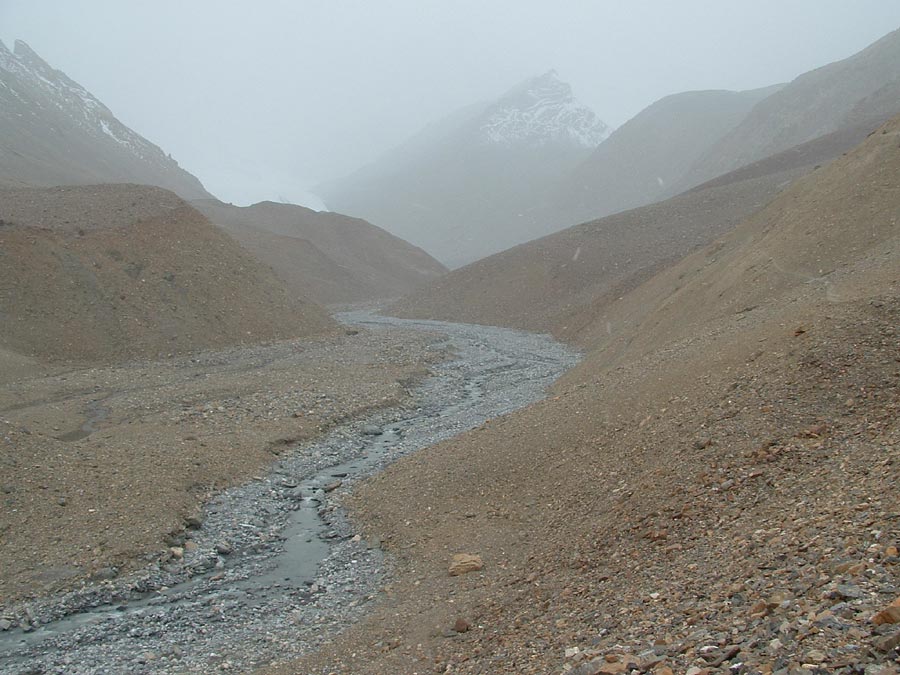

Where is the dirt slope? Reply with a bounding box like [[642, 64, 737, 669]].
[[0, 184, 336, 363], [270, 118, 900, 674], [193, 200, 446, 305], [556, 86, 780, 226], [676, 27, 900, 191], [389, 166, 807, 343]]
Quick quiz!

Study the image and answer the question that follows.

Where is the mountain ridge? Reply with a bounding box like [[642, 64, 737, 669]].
[[318, 71, 610, 267], [0, 39, 212, 200]]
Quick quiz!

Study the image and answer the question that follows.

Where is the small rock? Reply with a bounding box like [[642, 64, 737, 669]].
[[323, 479, 342, 493], [185, 515, 203, 529], [361, 424, 382, 436], [449, 553, 483, 576], [693, 436, 712, 450], [836, 584, 863, 600], [804, 649, 827, 663], [90, 566, 118, 581], [872, 598, 900, 625], [0, 619, 11, 631], [215, 542, 233, 555], [873, 630, 900, 652], [454, 617, 470, 633], [170, 546, 184, 560]]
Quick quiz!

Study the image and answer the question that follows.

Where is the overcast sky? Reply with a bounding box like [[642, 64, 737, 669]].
[[3, 1, 900, 206]]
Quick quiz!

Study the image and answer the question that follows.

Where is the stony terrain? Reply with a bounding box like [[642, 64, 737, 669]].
[[0, 313, 577, 674], [0, 321, 436, 605], [0, 184, 336, 362], [261, 118, 900, 674], [194, 200, 446, 306], [390, 166, 806, 345]]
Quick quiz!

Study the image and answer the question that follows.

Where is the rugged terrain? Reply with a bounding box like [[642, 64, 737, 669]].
[[319, 71, 610, 267], [0, 323, 437, 605], [0, 40, 211, 200], [675, 27, 900, 191], [264, 117, 900, 674], [389, 163, 806, 344], [0, 184, 335, 363], [194, 199, 446, 305], [555, 86, 781, 226]]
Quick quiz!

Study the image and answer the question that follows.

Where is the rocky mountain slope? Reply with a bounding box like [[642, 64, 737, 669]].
[[0, 184, 336, 363], [275, 115, 900, 675], [675, 27, 900, 191], [0, 39, 212, 200], [388, 162, 805, 343], [318, 71, 610, 267], [193, 199, 447, 306], [555, 85, 781, 226]]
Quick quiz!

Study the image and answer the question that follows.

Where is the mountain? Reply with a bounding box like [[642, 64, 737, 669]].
[[676, 27, 900, 190], [0, 184, 336, 363], [318, 71, 610, 267], [286, 115, 900, 675], [389, 157, 810, 343], [555, 85, 781, 226], [193, 199, 447, 305], [0, 39, 212, 200]]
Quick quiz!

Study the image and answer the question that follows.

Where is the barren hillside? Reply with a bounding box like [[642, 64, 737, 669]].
[[555, 86, 780, 226], [0, 184, 336, 363], [389, 165, 807, 343], [274, 116, 900, 675], [0, 40, 212, 200], [193, 199, 446, 305], [676, 27, 900, 191]]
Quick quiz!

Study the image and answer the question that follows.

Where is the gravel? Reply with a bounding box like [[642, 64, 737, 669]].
[[0, 311, 578, 674]]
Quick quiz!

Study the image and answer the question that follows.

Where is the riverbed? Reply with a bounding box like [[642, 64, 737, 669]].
[[0, 312, 578, 674]]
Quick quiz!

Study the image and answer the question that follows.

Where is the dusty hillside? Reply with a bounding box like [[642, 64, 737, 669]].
[[0, 40, 212, 200], [677, 27, 900, 191], [193, 199, 446, 305], [0, 184, 336, 363], [270, 119, 900, 674], [557, 86, 780, 226], [389, 165, 807, 342]]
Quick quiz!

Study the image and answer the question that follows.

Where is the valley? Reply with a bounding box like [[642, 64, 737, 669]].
[[1, 12, 899, 675], [0, 313, 577, 674]]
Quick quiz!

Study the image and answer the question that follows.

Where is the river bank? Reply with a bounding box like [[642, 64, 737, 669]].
[[0, 312, 579, 674]]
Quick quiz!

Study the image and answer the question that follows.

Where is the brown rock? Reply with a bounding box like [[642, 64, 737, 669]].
[[449, 553, 483, 576], [872, 601, 900, 626], [873, 631, 900, 652], [453, 617, 470, 633]]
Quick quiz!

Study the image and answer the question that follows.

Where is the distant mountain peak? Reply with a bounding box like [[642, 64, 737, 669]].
[[478, 71, 610, 148]]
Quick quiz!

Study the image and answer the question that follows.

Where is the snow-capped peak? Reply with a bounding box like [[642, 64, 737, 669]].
[[0, 39, 172, 161], [478, 70, 610, 148]]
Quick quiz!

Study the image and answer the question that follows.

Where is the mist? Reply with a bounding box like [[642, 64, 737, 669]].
[[2, 0, 899, 207]]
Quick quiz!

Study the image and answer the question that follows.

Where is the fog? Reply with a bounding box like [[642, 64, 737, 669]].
[[3, 1, 899, 207]]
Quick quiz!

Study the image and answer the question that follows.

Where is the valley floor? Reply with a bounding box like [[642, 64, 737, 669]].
[[0, 325, 437, 604]]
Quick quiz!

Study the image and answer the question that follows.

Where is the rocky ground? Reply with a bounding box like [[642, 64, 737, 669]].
[[265, 299, 898, 675], [0, 313, 578, 674], [0, 319, 437, 605]]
